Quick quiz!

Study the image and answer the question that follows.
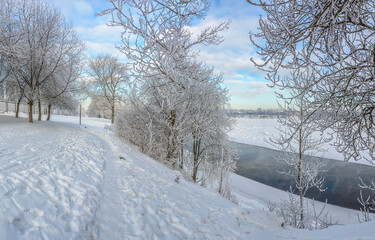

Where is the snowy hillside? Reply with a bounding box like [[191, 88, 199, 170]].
[[0, 114, 374, 239]]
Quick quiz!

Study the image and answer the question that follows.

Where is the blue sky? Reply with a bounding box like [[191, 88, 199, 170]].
[[48, 0, 277, 110]]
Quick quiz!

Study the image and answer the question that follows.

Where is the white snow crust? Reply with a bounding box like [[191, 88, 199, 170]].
[[0, 114, 374, 239]]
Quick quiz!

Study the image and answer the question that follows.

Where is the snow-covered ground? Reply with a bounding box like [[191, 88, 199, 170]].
[[229, 117, 374, 166], [50, 115, 111, 132], [230, 174, 363, 226], [1, 113, 374, 239]]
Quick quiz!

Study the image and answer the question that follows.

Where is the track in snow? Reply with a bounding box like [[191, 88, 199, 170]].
[[0, 116, 106, 239]]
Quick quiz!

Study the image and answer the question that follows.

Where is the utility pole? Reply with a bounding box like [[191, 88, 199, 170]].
[[79, 104, 82, 125]]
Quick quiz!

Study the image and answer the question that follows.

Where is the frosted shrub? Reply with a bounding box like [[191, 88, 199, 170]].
[[115, 109, 151, 154], [357, 178, 375, 223], [277, 189, 335, 230]]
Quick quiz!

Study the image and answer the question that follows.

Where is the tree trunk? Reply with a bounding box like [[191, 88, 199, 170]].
[[16, 96, 22, 118], [148, 121, 153, 153], [79, 104, 81, 125], [192, 138, 200, 183], [46, 104, 51, 121], [166, 110, 177, 166], [38, 99, 42, 121], [111, 104, 115, 124], [192, 164, 198, 183], [219, 169, 224, 194], [218, 147, 224, 194], [298, 141, 303, 227], [28, 100, 33, 123], [298, 107, 304, 228], [179, 145, 184, 170]]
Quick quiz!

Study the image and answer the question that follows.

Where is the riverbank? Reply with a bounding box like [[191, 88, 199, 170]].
[[229, 117, 374, 166]]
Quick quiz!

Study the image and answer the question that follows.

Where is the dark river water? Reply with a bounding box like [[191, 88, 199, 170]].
[[232, 141, 375, 210]]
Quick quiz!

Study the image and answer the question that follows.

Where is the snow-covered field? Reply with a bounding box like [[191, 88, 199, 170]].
[[1, 113, 374, 239], [229, 117, 374, 166]]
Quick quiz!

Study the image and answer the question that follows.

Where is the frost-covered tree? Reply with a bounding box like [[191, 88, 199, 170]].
[[34, 44, 82, 121], [104, 0, 236, 197], [0, 0, 19, 59], [87, 96, 112, 119], [185, 66, 233, 183], [115, 63, 236, 195], [98, 0, 229, 81], [118, 65, 193, 167], [0, 0, 23, 114], [215, 145, 237, 197], [115, 94, 156, 154], [43, 75, 79, 120], [357, 178, 375, 223], [100, 0, 230, 165], [2, 0, 84, 122], [0, 0, 21, 100], [248, 0, 375, 163], [0, 59, 11, 86], [87, 54, 128, 123], [271, 70, 327, 229]]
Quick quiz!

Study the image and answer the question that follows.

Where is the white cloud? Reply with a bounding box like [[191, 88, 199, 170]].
[[183, 1, 275, 109], [224, 79, 273, 96], [185, 10, 266, 80], [85, 42, 124, 58], [198, 50, 264, 77], [76, 24, 123, 43], [227, 82, 277, 109]]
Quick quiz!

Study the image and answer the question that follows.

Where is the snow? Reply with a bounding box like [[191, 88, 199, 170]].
[[230, 174, 362, 226], [50, 115, 111, 133], [229, 117, 374, 166], [1, 113, 375, 239], [0, 112, 111, 133]]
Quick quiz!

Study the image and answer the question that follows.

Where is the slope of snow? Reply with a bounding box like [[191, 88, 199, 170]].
[[1, 113, 375, 239], [229, 117, 374, 166], [230, 174, 364, 226]]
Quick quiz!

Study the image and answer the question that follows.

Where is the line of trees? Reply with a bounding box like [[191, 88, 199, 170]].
[[100, 0, 237, 198], [0, 0, 84, 122]]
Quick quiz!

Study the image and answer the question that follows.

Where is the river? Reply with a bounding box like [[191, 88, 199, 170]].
[[233, 141, 375, 210]]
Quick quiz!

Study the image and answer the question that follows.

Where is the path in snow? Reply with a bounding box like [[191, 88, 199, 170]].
[[92, 131, 289, 239]]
